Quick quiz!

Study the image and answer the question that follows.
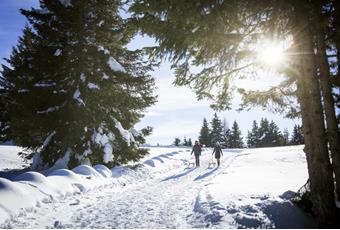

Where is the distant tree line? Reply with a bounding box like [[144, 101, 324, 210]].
[[246, 118, 304, 148], [173, 137, 192, 147], [189, 113, 304, 148]]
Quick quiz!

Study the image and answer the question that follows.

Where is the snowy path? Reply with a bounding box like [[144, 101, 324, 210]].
[[2, 146, 315, 228], [6, 150, 239, 228]]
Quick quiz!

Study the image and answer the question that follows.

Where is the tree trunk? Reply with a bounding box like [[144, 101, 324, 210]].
[[334, 0, 340, 87], [291, 3, 338, 227], [316, 29, 340, 200]]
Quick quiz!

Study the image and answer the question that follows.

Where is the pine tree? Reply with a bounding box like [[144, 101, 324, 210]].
[[229, 121, 243, 148], [210, 113, 224, 146], [183, 136, 188, 146], [173, 137, 181, 146], [187, 138, 192, 147], [258, 118, 270, 147], [199, 118, 211, 147], [224, 128, 232, 148], [130, 1, 339, 225], [282, 128, 290, 146], [0, 0, 156, 169], [246, 120, 260, 148], [268, 120, 283, 147], [291, 125, 304, 145]]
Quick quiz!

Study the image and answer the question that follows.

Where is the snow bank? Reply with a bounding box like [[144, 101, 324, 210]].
[[193, 145, 315, 228], [0, 163, 114, 224], [94, 164, 112, 178], [0, 146, 27, 171]]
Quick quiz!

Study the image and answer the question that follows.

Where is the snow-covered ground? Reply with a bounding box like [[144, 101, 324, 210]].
[[0, 145, 316, 228]]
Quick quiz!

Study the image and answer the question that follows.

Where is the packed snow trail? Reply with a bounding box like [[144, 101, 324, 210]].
[[5, 149, 239, 228], [1, 146, 315, 228]]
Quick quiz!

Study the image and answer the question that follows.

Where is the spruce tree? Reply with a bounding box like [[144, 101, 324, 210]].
[[282, 128, 290, 146], [224, 128, 232, 148], [246, 120, 260, 148], [199, 118, 211, 146], [0, 0, 156, 169], [229, 121, 243, 148], [187, 138, 192, 147], [268, 120, 283, 147], [183, 136, 188, 146], [210, 113, 224, 146], [130, 1, 339, 225], [291, 125, 304, 145], [258, 118, 270, 147], [173, 137, 181, 146]]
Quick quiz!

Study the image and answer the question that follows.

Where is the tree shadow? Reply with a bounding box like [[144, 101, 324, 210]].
[[0, 168, 30, 180], [194, 167, 218, 181], [161, 167, 196, 181]]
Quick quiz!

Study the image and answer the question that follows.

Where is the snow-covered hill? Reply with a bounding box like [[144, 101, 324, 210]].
[[0, 145, 316, 228]]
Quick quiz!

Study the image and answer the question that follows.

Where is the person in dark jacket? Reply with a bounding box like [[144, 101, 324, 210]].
[[191, 141, 202, 167], [212, 143, 223, 167]]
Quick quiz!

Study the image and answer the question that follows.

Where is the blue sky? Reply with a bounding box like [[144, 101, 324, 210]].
[[0, 0, 300, 145]]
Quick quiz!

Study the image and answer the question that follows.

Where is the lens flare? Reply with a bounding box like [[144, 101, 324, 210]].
[[258, 43, 284, 67]]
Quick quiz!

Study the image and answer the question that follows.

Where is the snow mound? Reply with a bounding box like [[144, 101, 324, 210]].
[[48, 168, 81, 179], [94, 164, 112, 178], [72, 165, 102, 178], [0, 178, 49, 223], [15, 171, 48, 184], [14, 172, 66, 198]]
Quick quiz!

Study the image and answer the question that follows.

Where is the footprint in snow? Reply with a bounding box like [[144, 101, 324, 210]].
[[69, 199, 80, 206]]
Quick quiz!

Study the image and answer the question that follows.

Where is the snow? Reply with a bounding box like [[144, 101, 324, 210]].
[[113, 119, 132, 145], [102, 73, 109, 80], [98, 20, 104, 27], [103, 143, 113, 163], [59, 0, 72, 7], [98, 46, 110, 55], [0, 145, 316, 228], [0, 146, 28, 172], [17, 89, 30, 93], [73, 89, 85, 106], [34, 82, 56, 87], [80, 73, 86, 82], [54, 49, 62, 56], [37, 105, 63, 114], [108, 57, 126, 72], [87, 82, 100, 90]]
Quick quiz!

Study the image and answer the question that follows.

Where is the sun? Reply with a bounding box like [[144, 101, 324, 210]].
[[257, 43, 285, 67]]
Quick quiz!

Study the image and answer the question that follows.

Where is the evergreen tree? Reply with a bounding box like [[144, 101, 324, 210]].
[[173, 137, 181, 146], [0, 0, 156, 169], [199, 118, 211, 146], [183, 136, 188, 146], [187, 138, 192, 146], [258, 118, 270, 147], [291, 125, 304, 145], [224, 128, 232, 148], [282, 128, 290, 146], [268, 121, 283, 147], [246, 120, 260, 148], [210, 113, 224, 146], [228, 121, 243, 148], [131, 1, 340, 225]]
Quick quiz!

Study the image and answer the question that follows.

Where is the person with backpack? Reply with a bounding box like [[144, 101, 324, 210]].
[[212, 143, 223, 167], [191, 141, 202, 167]]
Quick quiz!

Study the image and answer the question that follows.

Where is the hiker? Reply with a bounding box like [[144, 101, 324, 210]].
[[212, 143, 223, 167], [191, 141, 202, 167]]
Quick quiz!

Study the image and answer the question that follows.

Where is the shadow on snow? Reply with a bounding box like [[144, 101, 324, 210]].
[[194, 167, 219, 181], [161, 167, 197, 181]]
